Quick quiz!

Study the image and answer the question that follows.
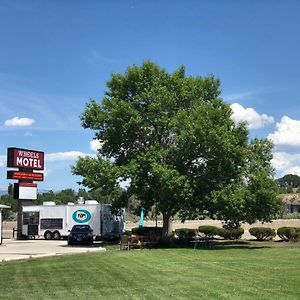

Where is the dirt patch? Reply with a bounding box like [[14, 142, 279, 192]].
[[126, 219, 300, 230], [125, 219, 300, 240], [3, 219, 300, 239]]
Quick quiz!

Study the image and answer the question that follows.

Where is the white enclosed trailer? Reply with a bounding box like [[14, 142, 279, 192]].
[[21, 201, 125, 240]]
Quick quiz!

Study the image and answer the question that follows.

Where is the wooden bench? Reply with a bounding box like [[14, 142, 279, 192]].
[[130, 234, 159, 249]]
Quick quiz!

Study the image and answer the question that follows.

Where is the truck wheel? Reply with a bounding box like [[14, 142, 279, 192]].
[[44, 231, 53, 240], [53, 231, 61, 240]]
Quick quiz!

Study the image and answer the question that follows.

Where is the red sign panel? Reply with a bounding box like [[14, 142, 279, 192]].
[[7, 147, 44, 170], [7, 171, 44, 181], [19, 183, 37, 188]]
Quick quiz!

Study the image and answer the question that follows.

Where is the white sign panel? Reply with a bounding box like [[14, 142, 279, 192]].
[[19, 185, 37, 200]]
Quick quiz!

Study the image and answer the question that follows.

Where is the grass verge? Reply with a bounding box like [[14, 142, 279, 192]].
[[0, 243, 299, 299]]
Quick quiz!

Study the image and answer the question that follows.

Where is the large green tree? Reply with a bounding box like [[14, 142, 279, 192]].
[[211, 138, 281, 227], [73, 61, 280, 239]]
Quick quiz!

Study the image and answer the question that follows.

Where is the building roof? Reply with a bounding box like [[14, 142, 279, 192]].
[[0, 205, 10, 209]]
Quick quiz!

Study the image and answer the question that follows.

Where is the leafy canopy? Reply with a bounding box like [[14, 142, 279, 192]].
[[73, 61, 281, 229]]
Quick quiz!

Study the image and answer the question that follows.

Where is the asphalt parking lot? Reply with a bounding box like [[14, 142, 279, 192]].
[[0, 239, 106, 262]]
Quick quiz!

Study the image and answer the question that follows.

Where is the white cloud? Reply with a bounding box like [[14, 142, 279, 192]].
[[224, 91, 254, 102], [45, 151, 89, 162], [4, 117, 35, 127], [90, 139, 103, 152], [272, 151, 300, 177], [284, 166, 300, 177], [268, 116, 300, 147], [230, 103, 274, 129], [0, 89, 84, 132], [271, 152, 298, 171]]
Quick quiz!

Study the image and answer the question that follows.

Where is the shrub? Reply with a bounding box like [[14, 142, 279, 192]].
[[292, 228, 300, 242], [277, 227, 300, 242], [174, 228, 197, 244], [198, 226, 221, 239], [277, 227, 293, 241], [131, 227, 163, 236], [131, 227, 140, 235], [249, 227, 276, 241], [282, 212, 300, 219], [175, 228, 197, 238], [218, 227, 244, 240], [292, 227, 300, 242]]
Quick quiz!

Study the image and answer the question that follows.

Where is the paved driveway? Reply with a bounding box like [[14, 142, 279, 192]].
[[0, 239, 106, 262]]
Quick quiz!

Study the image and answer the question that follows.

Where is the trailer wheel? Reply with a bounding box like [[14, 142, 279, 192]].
[[53, 231, 61, 240], [44, 231, 53, 240]]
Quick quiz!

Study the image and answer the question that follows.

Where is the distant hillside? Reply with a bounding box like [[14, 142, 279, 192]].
[[277, 174, 300, 188], [37, 189, 50, 194], [276, 174, 300, 194]]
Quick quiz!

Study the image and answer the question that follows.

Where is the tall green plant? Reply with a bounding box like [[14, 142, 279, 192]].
[[73, 61, 281, 239]]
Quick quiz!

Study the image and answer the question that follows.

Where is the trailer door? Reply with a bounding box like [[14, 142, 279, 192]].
[[22, 206, 40, 237]]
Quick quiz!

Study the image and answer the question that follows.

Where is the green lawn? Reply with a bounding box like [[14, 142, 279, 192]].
[[0, 245, 299, 300]]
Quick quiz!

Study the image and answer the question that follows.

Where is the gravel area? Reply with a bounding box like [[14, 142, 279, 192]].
[[126, 219, 300, 230], [3, 219, 300, 240], [126, 219, 300, 240]]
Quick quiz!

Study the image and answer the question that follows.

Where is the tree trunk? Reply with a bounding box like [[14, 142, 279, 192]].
[[162, 213, 172, 242]]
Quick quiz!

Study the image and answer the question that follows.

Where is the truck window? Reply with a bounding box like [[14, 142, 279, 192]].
[[40, 218, 63, 229], [23, 212, 39, 225], [23, 213, 29, 225]]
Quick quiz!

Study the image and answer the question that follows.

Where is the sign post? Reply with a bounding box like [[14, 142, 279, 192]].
[[7, 147, 44, 239]]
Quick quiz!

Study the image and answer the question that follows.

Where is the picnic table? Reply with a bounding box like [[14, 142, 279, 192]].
[[120, 234, 159, 250], [131, 234, 159, 248]]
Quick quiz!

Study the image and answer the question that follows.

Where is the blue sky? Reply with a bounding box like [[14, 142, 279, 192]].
[[1, 1, 300, 192]]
